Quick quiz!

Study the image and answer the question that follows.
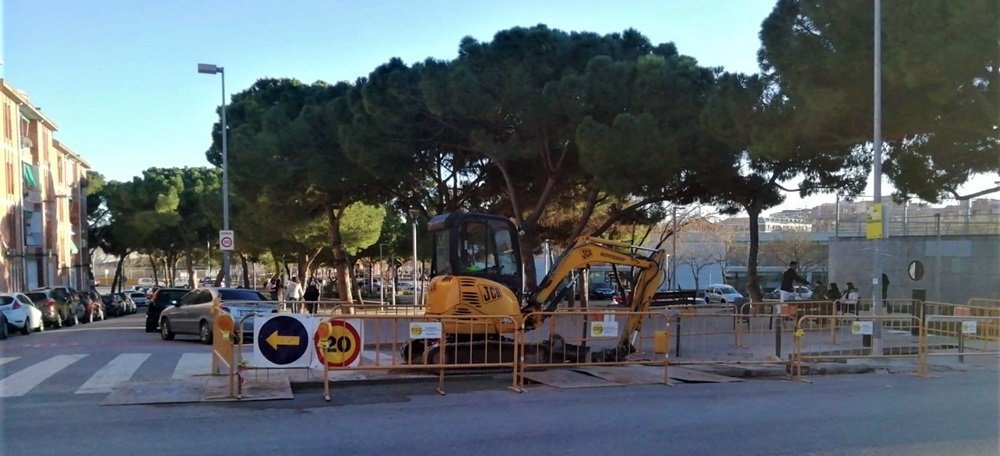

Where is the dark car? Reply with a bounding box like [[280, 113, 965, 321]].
[[589, 282, 617, 300], [25, 287, 83, 328], [113, 293, 137, 315], [78, 291, 105, 323], [101, 294, 125, 317], [159, 288, 276, 344], [145, 287, 191, 332]]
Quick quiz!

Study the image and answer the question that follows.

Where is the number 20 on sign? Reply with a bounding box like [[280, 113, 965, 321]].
[[314, 319, 363, 368]]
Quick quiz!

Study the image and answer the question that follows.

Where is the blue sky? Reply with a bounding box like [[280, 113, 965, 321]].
[[3, 0, 995, 213]]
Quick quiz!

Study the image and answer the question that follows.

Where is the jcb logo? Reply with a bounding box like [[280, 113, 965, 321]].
[[580, 248, 592, 260], [480, 285, 503, 302]]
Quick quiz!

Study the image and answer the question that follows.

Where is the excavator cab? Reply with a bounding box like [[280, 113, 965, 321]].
[[427, 212, 524, 298]]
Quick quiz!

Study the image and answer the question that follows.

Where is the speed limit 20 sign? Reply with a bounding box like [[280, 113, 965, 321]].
[[219, 230, 235, 251]]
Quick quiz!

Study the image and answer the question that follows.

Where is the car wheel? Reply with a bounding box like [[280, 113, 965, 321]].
[[0, 323, 7, 340], [20, 319, 31, 335], [198, 321, 213, 345], [35, 318, 44, 333], [160, 319, 175, 341]]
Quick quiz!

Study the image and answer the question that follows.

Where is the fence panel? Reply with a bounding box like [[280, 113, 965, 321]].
[[317, 313, 521, 400], [791, 315, 923, 379], [921, 315, 1000, 373], [518, 311, 671, 389]]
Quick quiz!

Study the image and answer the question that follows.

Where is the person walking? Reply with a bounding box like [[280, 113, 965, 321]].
[[780, 261, 810, 303], [286, 276, 303, 313], [304, 278, 320, 314]]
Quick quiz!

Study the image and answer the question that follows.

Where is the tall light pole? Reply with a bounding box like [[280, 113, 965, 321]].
[[198, 63, 231, 287], [408, 209, 420, 305], [379, 243, 387, 305], [671, 206, 680, 290], [871, 0, 884, 355]]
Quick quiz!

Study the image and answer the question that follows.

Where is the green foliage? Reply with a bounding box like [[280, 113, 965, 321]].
[[337, 203, 386, 256], [759, 0, 999, 201]]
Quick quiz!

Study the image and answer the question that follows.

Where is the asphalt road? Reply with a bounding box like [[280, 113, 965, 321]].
[[2, 337, 997, 456]]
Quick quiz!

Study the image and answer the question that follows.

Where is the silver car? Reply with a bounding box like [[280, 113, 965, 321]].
[[159, 287, 276, 344]]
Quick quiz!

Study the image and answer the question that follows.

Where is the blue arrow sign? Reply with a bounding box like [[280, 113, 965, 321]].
[[256, 315, 309, 366]]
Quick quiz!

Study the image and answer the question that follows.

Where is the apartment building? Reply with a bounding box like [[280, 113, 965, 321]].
[[0, 79, 90, 292]]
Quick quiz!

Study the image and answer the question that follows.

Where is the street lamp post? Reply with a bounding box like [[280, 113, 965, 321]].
[[198, 63, 231, 287], [408, 209, 420, 305], [379, 243, 387, 306]]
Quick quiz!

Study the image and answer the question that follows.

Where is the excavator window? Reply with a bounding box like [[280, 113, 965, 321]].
[[427, 212, 523, 297]]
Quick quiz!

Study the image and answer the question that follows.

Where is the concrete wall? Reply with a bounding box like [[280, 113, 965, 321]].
[[828, 234, 1000, 304]]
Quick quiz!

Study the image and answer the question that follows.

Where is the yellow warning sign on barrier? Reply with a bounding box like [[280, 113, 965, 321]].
[[795, 329, 805, 337]]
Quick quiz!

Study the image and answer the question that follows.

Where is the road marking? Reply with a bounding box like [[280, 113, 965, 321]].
[[75, 353, 151, 394], [0, 354, 87, 397], [172, 353, 211, 379], [0, 357, 19, 366]]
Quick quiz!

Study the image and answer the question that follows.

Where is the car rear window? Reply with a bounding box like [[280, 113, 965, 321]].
[[0, 296, 14, 305], [155, 289, 188, 303], [219, 289, 266, 301], [25, 292, 47, 303]]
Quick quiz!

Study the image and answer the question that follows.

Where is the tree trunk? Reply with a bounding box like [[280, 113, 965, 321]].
[[745, 204, 763, 302], [149, 254, 159, 285], [113, 254, 127, 293], [183, 239, 195, 288], [325, 201, 354, 303], [240, 252, 250, 288]]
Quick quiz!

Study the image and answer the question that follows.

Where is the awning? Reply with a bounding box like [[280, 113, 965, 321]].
[[69, 239, 79, 255], [23, 163, 37, 188]]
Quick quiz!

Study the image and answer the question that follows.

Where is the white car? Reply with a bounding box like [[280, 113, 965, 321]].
[[0, 293, 44, 335], [704, 284, 745, 304], [765, 286, 813, 301]]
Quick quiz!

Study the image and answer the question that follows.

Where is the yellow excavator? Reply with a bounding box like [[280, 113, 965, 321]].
[[402, 212, 666, 364]]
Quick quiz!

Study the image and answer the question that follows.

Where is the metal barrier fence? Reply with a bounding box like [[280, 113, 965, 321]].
[[922, 301, 1000, 341], [921, 315, 1000, 372], [791, 314, 923, 379], [517, 310, 671, 389], [316, 314, 521, 400]]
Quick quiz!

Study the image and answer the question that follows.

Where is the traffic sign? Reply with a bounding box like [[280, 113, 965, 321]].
[[254, 314, 315, 368], [313, 319, 363, 368], [219, 230, 235, 251]]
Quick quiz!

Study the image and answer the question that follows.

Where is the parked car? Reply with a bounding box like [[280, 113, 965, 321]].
[[25, 287, 83, 328], [159, 287, 276, 344], [129, 292, 149, 308], [763, 286, 813, 301], [78, 290, 105, 323], [102, 294, 125, 317], [113, 293, 137, 315], [704, 284, 745, 304], [0, 293, 44, 335], [588, 282, 617, 300], [145, 287, 194, 333]]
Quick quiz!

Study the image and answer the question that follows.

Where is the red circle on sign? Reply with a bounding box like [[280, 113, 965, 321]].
[[314, 319, 362, 367], [221, 237, 233, 248]]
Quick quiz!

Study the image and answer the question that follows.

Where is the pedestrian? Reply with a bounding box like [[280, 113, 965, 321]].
[[841, 282, 859, 315], [779, 261, 809, 303], [304, 278, 320, 314], [267, 276, 278, 301], [826, 283, 841, 301], [286, 276, 303, 313], [812, 281, 827, 303], [275, 275, 286, 309]]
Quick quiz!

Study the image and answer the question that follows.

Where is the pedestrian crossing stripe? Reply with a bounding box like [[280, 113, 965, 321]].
[[76, 353, 151, 394], [0, 349, 402, 398], [0, 354, 87, 397]]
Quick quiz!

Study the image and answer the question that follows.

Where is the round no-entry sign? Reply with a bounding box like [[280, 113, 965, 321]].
[[219, 230, 235, 251]]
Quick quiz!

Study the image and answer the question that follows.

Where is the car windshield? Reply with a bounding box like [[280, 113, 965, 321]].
[[218, 289, 267, 301], [719, 286, 738, 294], [25, 292, 47, 303]]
